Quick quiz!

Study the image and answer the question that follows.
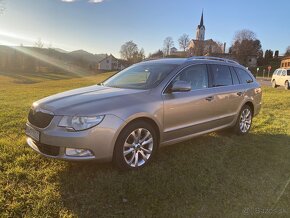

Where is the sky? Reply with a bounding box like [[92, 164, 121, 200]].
[[0, 0, 289, 57]]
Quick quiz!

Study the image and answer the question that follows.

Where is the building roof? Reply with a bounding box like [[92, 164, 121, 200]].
[[281, 56, 290, 60], [98, 54, 117, 63]]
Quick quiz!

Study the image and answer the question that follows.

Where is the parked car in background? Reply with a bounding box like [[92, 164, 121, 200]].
[[271, 68, 290, 90], [26, 57, 262, 170]]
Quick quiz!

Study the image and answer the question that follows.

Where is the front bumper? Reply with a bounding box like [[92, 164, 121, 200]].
[[26, 114, 125, 161]]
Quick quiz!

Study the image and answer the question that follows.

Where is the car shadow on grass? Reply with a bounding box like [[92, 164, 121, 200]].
[[58, 133, 290, 217]]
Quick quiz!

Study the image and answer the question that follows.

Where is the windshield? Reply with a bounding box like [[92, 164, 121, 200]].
[[103, 63, 178, 89]]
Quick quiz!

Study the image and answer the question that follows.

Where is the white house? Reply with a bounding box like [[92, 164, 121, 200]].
[[98, 54, 126, 71]]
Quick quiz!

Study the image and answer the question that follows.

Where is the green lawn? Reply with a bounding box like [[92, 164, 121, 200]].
[[0, 71, 289, 217]]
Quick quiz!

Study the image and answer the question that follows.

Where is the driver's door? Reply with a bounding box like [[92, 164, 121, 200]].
[[162, 64, 217, 142]]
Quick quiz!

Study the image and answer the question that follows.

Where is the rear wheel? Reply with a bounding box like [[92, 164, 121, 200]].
[[113, 121, 157, 170], [233, 105, 253, 135], [285, 81, 289, 90], [272, 80, 277, 88]]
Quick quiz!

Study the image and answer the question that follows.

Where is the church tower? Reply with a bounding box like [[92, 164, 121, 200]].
[[196, 11, 205, 41]]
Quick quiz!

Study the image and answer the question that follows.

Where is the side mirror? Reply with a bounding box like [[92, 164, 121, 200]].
[[170, 80, 191, 93]]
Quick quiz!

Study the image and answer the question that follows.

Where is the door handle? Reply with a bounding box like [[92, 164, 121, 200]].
[[237, 92, 243, 96], [205, 96, 214, 101]]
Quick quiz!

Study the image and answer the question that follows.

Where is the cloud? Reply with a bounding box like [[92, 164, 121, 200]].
[[60, 0, 106, 4], [88, 0, 105, 3], [61, 0, 76, 2]]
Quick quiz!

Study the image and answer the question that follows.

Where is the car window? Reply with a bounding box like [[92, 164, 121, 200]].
[[103, 63, 178, 89], [277, 70, 282, 76], [288, 70, 290, 76], [173, 64, 208, 90], [234, 67, 253, 84], [230, 67, 240, 85], [282, 70, 286, 76], [273, 70, 278, 75], [210, 65, 233, 87]]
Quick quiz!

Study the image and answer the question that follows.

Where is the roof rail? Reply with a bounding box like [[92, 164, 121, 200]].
[[187, 56, 240, 65]]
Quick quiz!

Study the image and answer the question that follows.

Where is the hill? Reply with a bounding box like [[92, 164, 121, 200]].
[[0, 45, 107, 74]]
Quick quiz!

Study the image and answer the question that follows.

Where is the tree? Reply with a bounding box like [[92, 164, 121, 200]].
[[120, 41, 138, 61], [274, 50, 279, 58], [285, 46, 290, 56], [120, 41, 145, 64], [264, 49, 273, 65], [163, 37, 174, 56], [149, 50, 164, 59], [229, 29, 262, 66], [34, 38, 44, 48], [178, 34, 190, 51], [233, 29, 256, 42], [132, 48, 145, 63]]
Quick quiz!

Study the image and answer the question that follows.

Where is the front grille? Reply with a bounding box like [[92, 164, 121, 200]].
[[34, 141, 60, 156], [28, 109, 54, 128]]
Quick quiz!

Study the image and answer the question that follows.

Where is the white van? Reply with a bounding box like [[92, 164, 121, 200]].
[[271, 68, 290, 90]]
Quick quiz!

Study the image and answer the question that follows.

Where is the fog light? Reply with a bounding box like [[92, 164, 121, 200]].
[[65, 148, 93, 157]]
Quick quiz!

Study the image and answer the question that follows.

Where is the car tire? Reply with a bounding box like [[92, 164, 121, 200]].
[[285, 81, 289, 90], [113, 121, 158, 170], [233, 104, 253, 135], [272, 80, 277, 88]]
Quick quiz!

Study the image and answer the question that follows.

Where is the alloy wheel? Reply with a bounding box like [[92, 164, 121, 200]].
[[239, 108, 252, 133], [123, 128, 154, 168]]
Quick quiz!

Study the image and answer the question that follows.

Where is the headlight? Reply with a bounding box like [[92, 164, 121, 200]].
[[59, 115, 105, 131]]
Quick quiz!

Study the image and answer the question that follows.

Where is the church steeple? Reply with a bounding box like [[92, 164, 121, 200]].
[[196, 10, 205, 41], [198, 10, 204, 28]]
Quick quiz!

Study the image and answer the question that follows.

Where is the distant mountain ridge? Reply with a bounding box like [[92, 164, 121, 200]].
[[68, 49, 107, 63], [0, 45, 108, 73]]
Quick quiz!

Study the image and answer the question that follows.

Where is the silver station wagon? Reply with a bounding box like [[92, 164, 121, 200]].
[[26, 57, 262, 170]]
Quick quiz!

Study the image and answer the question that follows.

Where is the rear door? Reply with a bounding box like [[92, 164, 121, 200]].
[[208, 64, 244, 122]]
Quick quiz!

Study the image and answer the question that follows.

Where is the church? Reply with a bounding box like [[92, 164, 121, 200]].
[[189, 11, 225, 56]]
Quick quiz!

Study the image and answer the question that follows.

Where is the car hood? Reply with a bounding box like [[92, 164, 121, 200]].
[[35, 85, 148, 116]]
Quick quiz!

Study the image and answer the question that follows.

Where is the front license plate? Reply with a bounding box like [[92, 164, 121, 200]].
[[26, 125, 40, 141]]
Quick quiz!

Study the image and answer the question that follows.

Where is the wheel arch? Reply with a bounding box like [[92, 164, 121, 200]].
[[244, 101, 254, 114], [113, 115, 162, 149], [112, 116, 161, 165]]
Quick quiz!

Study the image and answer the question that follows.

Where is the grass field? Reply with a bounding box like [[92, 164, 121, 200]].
[[0, 71, 290, 217]]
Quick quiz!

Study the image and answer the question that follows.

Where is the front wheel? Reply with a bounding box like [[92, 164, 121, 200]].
[[285, 81, 289, 90], [113, 121, 158, 170], [272, 80, 277, 88], [233, 105, 253, 135]]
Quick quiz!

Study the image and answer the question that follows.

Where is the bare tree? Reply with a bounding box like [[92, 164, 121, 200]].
[[163, 37, 174, 56], [178, 34, 190, 51], [34, 38, 44, 48], [149, 50, 164, 59], [230, 29, 262, 66], [285, 46, 290, 56], [233, 29, 256, 43], [138, 48, 145, 60], [120, 41, 145, 64], [120, 40, 138, 61]]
